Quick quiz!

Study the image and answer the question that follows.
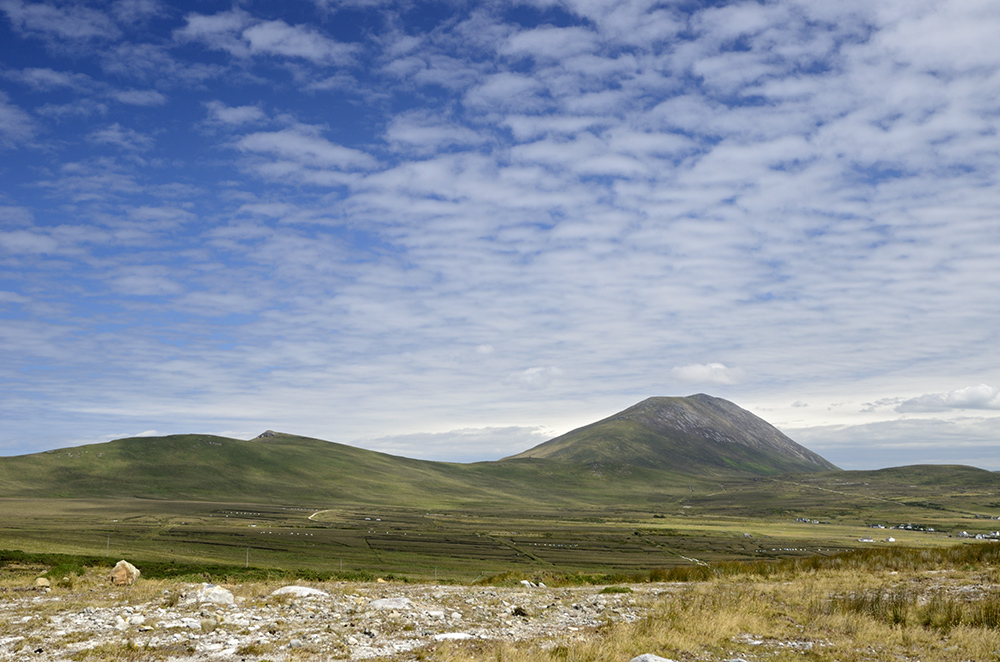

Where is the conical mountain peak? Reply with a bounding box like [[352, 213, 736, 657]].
[[506, 394, 837, 476]]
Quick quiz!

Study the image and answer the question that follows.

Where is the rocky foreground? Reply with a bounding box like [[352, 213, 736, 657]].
[[0, 576, 674, 661]]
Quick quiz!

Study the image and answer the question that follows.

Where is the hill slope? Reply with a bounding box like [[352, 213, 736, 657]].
[[0, 395, 837, 503], [506, 394, 838, 475], [0, 431, 719, 506]]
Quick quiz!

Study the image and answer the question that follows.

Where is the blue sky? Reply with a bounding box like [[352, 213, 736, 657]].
[[1, 0, 998, 470]]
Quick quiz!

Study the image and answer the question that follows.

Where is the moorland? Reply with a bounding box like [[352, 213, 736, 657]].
[[0, 395, 998, 581], [2, 395, 1000, 661]]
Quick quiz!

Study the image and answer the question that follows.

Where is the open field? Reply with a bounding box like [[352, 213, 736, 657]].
[[3, 463, 1000, 660], [2, 466, 998, 582]]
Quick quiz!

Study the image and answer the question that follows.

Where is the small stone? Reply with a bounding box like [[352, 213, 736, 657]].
[[34, 577, 50, 588], [271, 586, 329, 599], [630, 655, 678, 662], [370, 597, 413, 610]]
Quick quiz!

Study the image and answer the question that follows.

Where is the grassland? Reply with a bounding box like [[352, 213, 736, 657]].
[[1, 431, 999, 582], [426, 544, 1000, 662], [1, 463, 998, 583]]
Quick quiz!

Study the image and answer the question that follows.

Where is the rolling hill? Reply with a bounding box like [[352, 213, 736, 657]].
[[0, 395, 838, 504]]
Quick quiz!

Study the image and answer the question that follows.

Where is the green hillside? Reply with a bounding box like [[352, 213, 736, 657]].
[[0, 396, 840, 504], [507, 394, 838, 475], [0, 431, 720, 506]]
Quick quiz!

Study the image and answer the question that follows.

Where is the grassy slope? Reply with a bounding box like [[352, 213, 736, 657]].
[[0, 433, 714, 507], [506, 417, 828, 476]]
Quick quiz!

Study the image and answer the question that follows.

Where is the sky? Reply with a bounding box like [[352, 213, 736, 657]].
[[1, 0, 998, 471]]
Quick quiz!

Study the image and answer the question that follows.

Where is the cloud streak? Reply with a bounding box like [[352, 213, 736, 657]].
[[0, 0, 998, 468], [897, 385, 1000, 413]]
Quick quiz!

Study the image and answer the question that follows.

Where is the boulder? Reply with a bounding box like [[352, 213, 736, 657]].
[[34, 577, 50, 588], [109, 560, 140, 586], [196, 583, 235, 605]]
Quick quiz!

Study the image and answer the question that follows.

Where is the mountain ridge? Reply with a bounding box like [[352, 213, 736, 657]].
[[0, 395, 838, 503]]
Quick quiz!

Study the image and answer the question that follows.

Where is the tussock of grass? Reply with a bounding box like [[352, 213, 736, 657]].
[[831, 585, 1000, 632], [431, 544, 1000, 662]]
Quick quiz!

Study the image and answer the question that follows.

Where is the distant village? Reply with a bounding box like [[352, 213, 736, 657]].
[[794, 517, 1000, 543]]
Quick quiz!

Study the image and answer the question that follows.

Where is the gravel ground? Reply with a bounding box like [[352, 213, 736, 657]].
[[0, 580, 673, 661]]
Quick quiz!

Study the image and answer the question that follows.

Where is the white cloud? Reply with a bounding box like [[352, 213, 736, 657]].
[[464, 72, 550, 113], [176, 9, 357, 65], [87, 123, 154, 151], [174, 9, 252, 55], [671, 363, 745, 385], [205, 101, 266, 126], [502, 25, 599, 61], [508, 366, 563, 389], [3, 0, 1000, 471], [0, 229, 59, 254], [3, 67, 90, 91], [897, 384, 1000, 413], [0, 92, 35, 147], [243, 20, 357, 65], [0, 0, 120, 41], [111, 0, 162, 26], [113, 90, 166, 106], [237, 126, 378, 173], [385, 111, 485, 153]]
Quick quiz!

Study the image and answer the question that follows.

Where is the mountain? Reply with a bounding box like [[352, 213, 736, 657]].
[[0, 395, 837, 503], [505, 394, 838, 475]]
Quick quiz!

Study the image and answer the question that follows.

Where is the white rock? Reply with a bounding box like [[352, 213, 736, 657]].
[[196, 583, 235, 605], [370, 597, 413, 610], [109, 560, 141, 586], [630, 655, 678, 662], [271, 586, 329, 599], [434, 632, 474, 641]]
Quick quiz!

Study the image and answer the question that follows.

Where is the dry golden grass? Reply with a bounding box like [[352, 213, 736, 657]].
[[5, 545, 1000, 661], [418, 564, 1000, 662]]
